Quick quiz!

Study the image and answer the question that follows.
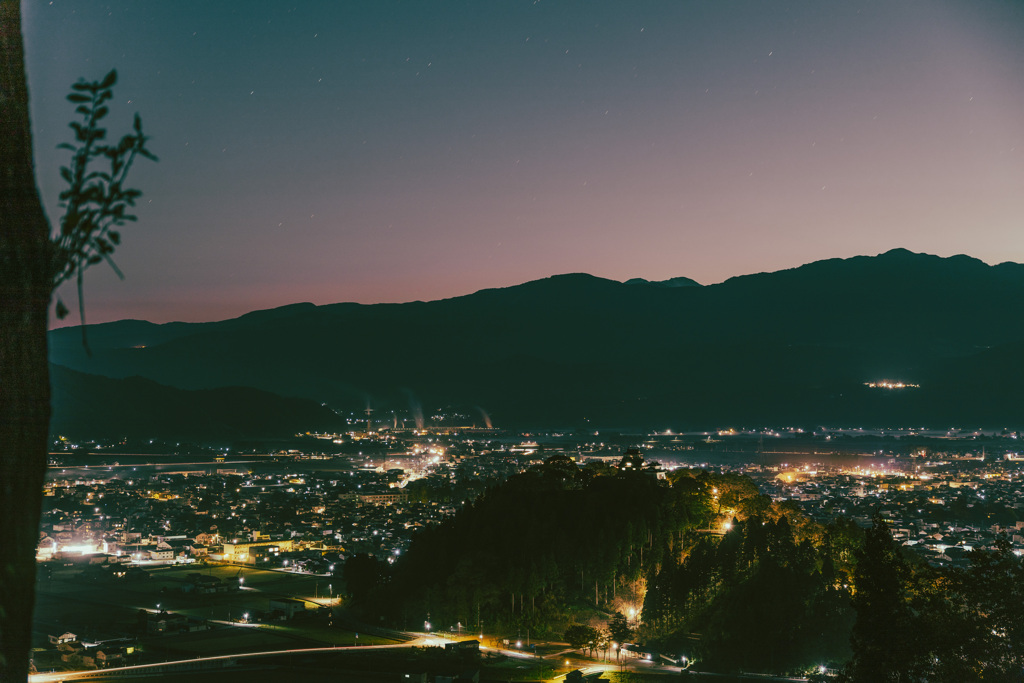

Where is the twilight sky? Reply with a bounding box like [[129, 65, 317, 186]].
[[24, 1, 1024, 325]]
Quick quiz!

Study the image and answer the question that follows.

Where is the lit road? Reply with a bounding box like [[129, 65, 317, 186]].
[[29, 631, 808, 682], [29, 638, 437, 682]]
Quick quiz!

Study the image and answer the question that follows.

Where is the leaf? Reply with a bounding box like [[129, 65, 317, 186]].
[[63, 210, 80, 233], [94, 106, 109, 120], [56, 299, 70, 319], [57, 143, 76, 151], [71, 81, 91, 91], [133, 113, 142, 132], [60, 166, 73, 183], [67, 93, 90, 103], [99, 69, 117, 89], [108, 231, 120, 245], [87, 254, 103, 265]]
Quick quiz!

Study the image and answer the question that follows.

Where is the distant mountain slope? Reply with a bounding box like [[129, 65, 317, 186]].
[[49, 364, 346, 440], [49, 249, 1024, 429]]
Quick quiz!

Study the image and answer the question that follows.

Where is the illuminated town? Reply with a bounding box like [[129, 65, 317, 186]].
[[28, 419, 1024, 681]]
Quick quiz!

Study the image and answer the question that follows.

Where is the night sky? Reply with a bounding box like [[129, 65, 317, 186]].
[[24, 1, 1024, 325]]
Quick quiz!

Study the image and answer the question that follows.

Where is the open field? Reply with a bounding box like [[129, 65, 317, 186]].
[[35, 647, 575, 683], [32, 563, 394, 662]]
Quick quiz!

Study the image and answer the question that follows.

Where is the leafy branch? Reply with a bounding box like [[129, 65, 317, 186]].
[[50, 69, 157, 327]]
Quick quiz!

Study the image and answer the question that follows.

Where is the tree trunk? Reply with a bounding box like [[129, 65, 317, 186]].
[[1, 1, 54, 680]]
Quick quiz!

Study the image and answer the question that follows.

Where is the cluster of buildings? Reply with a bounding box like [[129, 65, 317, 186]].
[[40, 431, 1024, 573], [44, 632, 136, 670], [36, 438, 544, 568], [758, 457, 1024, 566]]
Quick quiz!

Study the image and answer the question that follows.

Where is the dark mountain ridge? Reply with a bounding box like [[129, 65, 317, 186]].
[[49, 364, 345, 440], [49, 249, 1024, 431]]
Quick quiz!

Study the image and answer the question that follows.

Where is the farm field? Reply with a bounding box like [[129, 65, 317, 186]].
[[32, 562, 395, 665]]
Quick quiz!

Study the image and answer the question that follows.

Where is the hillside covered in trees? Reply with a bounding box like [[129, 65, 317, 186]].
[[342, 456, 1024, 680]]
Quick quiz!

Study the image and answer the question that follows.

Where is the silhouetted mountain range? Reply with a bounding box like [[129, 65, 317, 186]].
[[49, 249, 1024, 436]]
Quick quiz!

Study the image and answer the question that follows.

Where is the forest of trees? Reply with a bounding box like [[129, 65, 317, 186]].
[[342, 456, 1024, 680]]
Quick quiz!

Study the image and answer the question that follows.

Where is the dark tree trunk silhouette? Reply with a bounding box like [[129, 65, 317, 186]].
[[0, 1, 54, 680]]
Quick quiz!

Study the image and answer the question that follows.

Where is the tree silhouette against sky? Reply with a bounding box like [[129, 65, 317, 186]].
[[0, 2, 154, 679]]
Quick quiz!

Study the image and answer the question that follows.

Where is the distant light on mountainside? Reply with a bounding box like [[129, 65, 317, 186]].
[[864, 381, 920, 390]]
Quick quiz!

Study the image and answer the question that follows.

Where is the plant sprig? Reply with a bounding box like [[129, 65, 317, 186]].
[[51, 69, 157, 326]]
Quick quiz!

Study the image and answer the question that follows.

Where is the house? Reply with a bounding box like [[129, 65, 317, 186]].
[[444, 640, 480, 655], [194, 531, 219, 546], [268, 598, 306, 619], [48, 632, 77, 646], [566, 670, 605, 683], [95, 646, 132, 668], [37, 536, 58, 560], [617, 448, 644, 472], [436, 670, 479, 683], [182, 573, 224, 594], [139, 610, 188, 635], [221, 539, 294, 564], [148, 542, 174, 561], [58, 639, 91, 667]]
